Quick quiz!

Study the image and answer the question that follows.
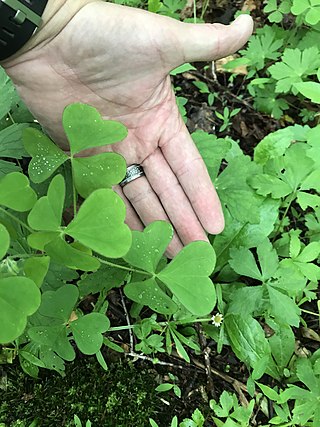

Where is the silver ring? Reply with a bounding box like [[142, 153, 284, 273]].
[[120, 164, 145, 187]]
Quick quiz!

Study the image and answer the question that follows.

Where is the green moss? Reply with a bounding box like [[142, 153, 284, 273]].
[[0, 358, 159, 426]]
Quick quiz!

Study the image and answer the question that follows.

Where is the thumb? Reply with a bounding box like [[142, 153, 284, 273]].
[[176, 14, 254, 63]]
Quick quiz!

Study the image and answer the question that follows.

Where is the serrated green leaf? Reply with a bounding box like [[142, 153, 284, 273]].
[[267, 285, 300, 326], [0, 172, 37, 211], [157, 242, 216, 315], [229, 247, 262, 281], [0, 224, 9, 260], [0, 67, 15, 120], [296, 242, 320, 262], [63, 103, 127, 155], [269, 47, 320, 94], [192, 131, 231, 181], [0, 277, 41, 343], [224, 314, 272, 374], [269, 322, 295, 371], [23, 128, 69, 183], [66, 189, 132, 259], [70, 313, 110, 355], [257, 238, 279, 281]]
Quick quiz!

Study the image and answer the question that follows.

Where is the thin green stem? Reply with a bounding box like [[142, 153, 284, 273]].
[[0, 206, 33, 233], [97, 258, 152, 277], [7, 111, 15, 124], [301, 308, 320, 317], [109, 317, 212, 332], [70, 159, 78, 218], [272, 192, 296, 242], [193, 0, 197, 23]]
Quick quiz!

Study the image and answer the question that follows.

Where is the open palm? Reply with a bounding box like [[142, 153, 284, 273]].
[[4, 2, 253, 256]]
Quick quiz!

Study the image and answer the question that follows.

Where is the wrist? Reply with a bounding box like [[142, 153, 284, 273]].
[[2, 0, 99, 67]]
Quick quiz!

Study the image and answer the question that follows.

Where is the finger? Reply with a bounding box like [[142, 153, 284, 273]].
[[113, 185, 144, 231], [160, 122, 224, 235], [143, 149, 210, 244], [121, 176, 184, 257], [175, 14, 254, 64]]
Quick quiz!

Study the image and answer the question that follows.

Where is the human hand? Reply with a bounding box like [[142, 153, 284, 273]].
[[3, 1, 253, 256]]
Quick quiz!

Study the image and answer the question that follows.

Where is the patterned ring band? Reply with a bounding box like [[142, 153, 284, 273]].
[[120, 164, 145, 187]]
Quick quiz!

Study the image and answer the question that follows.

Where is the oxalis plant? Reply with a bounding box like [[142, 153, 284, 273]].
[[0, 102, 217, 376]]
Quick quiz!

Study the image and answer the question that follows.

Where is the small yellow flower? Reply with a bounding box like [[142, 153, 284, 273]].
[[211, 313, 224, 327]]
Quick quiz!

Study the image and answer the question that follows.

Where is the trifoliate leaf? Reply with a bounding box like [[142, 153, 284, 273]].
[[72, 153, 126, 198], [291, 0, 320, 26], [0, 224, 9, 260], [63, 103, 128, 156], [0, 277, 41, 343], [124, 278, 178, 315], [66, 189, 132, 259], [70, 313, 110, 355], [0, 172, 37, 211], [45, 236, 101, 272], [157, 242, 216, 315], [28, 174, 65, 231], [24, 256, 50, 288], [123, 221, 172, 273], [23, 128, 69, 183]]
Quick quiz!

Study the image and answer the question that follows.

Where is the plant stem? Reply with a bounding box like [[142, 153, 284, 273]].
[[272, 192, 296, 242], [0, 206, 33, 233], [193, 0, 197, 23], [109, 317, 212, 332], [301, 308, 320, 317], [97, 258, 152, 277]]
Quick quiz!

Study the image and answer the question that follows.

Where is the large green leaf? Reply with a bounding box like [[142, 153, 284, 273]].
[[0, 67, 15, 120], [124, 221, 173, 273], [70, 313, 110, 355], [0, 172, 37, 211], [63, 103, 128, 155], [0, 224, 9, 260], [66, 189, 132, 258], [0, 124, 29, 158], [0, 277, 41, 343], [124, 278, 178, 315], [295, 82, 320, 104], [45, 236, 100, 272], [28, 174, 65, 231], [23, 128, 69, 183], [229, 247, 262, 281], [39, 284, 79, 322], [225, 314, 273, 375], [24, 256, 50, 288], [157, 242, 216, 315], [72, 153, 126, 198]]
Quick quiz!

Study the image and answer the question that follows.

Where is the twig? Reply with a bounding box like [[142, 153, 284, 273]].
[[119, 289, 134, 353], [125, 352, 187, 370], [195, 323, 216, 400], [190, 357, 259, 397]]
